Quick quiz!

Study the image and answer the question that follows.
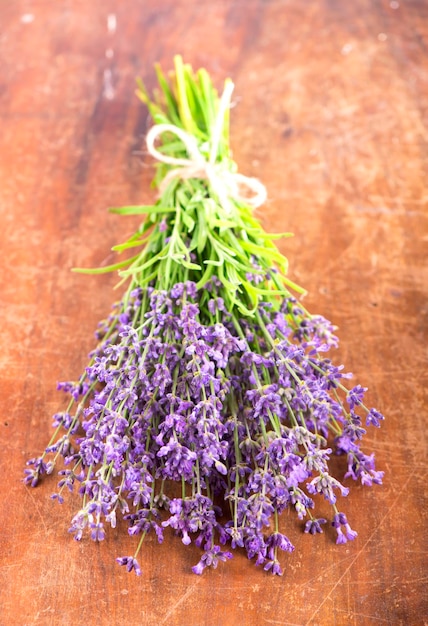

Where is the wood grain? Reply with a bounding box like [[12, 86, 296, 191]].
[[0, 1, 427, 624]]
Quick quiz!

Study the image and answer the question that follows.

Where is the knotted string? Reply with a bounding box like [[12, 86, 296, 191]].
[[145, 81, 267, 212]]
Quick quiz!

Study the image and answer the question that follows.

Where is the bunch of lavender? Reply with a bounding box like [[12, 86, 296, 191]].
[[25, 56, 384, 576]]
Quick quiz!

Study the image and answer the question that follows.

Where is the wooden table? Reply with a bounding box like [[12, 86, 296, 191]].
[[1, 1, 427, 624]]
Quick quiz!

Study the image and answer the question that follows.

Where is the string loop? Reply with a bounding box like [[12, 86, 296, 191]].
[[145, 84, 267, 212]]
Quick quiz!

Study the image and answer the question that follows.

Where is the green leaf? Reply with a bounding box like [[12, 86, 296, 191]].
[[195, 210, 208, 254], [120, 248, 170, 276], [246, 228, 294, 241], [181, 260, 201, 270], [195, 263, 214, 288], [212, 218, 237, 230], [204, 259, 222, 266], [111, 238, 152, 252], [72, 254, 139, 275], [225, 263, 241, 286], [240, 239, 287, 264], [109, 205, 175, 216], [182, 212, 196, 231], [154, 63, 181, 126], [174, 55, 195, 134], [197, 68, 216, 132]]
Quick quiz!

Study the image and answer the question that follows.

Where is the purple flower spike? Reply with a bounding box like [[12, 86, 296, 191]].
[[192, 561, 205, 575], [304, 518, 327, 535], [366, 408, 384, 428], [263, 559, 283, 576], [332, 512, 358, 544], [116, 556, 142, 576], [192, 546, 233, 575], [346, 385, 367, 410]]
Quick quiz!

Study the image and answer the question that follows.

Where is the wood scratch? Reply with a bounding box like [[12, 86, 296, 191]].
[[24, 487, 49, 535], [334, 608, 392, 623], [159, 580, 200, 625], [304, 473, 413, 625], [263, 619, 300, 626], [301, 553, 355, 588], [0, 561, 26, 571]]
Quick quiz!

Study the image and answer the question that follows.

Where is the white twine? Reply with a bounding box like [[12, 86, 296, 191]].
[[145, 82, 267, 212]]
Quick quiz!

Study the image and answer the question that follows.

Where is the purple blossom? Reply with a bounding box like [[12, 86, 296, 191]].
[[192, 545, 233, 574], [346, 385, 367, 410], [366, 408, 384, 428], [344, 447, 384, 486], [304, 518, 327, 535], [157, 438, 197, 481], [306, 474, 350, 504], [24, 457, 51, 487], [267, 531, 294, 553], [332, 512, 358, 544], [116, 556, 142, 576], [57, 380, 90, 401]]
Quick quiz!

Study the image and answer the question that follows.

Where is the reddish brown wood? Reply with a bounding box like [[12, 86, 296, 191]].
[[0, 1, 427, 624]]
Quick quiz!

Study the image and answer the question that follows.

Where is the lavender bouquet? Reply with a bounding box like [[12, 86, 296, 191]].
[[25, 56, 384, 576]]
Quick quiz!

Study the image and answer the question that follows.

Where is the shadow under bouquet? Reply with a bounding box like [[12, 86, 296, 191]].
[[25, 56, 384, 576]]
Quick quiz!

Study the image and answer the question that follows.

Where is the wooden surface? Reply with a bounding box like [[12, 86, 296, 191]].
[[1, 1, 427, 624]]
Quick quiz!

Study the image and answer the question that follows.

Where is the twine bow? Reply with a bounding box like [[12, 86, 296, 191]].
[[145, 81, 267, 212]]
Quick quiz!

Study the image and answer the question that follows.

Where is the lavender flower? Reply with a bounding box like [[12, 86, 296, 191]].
[[116, 556, 142, 576], [304, 518, 327, 535], [332, 512, 358, 544], [192, 546, 233, 575]]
